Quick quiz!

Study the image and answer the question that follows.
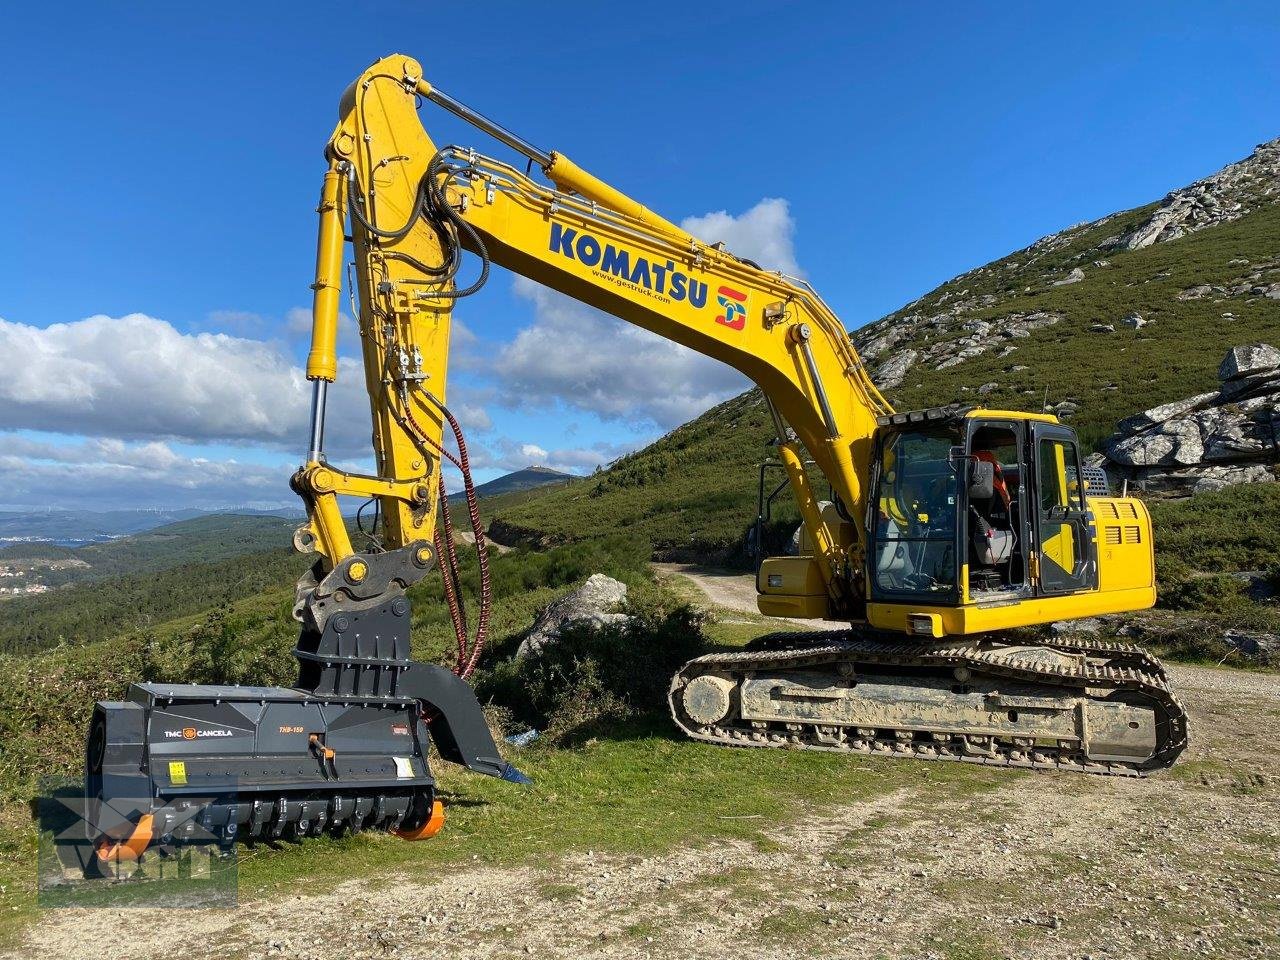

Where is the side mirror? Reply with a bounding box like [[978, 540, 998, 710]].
[[969, 460, 994, 500]]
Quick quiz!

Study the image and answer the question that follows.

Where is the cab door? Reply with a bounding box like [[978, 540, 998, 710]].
[[1030, 424, 1097, 595]]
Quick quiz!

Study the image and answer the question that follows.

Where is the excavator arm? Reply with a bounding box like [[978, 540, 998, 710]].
[[295, 54, 891, 614]]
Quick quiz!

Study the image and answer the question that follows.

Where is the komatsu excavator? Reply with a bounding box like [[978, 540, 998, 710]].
[[84, 54, 1187, 863]]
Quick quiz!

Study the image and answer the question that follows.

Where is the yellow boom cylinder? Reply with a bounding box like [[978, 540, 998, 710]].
[[543, 152, 691, 243], [305, 166, 347, 382]]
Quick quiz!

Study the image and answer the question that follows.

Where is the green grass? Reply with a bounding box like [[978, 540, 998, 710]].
[[0, 708, 1006, 947]]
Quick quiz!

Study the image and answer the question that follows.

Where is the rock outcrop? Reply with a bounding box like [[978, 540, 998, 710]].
[[857, 310, 1063, 388], [1117, 139, 1280, 250], [847, 137, 1280, 393], [1095, 344, 1280, 494], [516, 574, 631, 658], [1175, 255, 1280, 302]]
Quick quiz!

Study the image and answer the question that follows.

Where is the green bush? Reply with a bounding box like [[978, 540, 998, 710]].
[[1159, 575, 1251, 617], [476, 595, 708, 742], [136, 604, 297, 688]]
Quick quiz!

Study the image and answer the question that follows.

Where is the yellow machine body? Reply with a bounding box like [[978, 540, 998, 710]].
[[294, 53, 1158, 644]]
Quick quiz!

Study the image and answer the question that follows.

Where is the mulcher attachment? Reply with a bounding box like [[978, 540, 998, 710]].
[[85, 542, 526, 863]]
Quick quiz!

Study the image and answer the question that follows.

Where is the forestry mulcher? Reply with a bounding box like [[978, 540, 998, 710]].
[[85, 54, 1186, 864]]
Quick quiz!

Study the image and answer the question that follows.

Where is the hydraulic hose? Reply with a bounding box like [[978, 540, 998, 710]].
[[434, 492, 469, 671], [399, 393, 492, 680]]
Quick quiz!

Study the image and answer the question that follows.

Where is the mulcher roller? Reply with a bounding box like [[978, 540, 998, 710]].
[[670, 630, 1188, 776]]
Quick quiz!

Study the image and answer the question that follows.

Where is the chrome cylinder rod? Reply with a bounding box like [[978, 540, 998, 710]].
[[423, 86, 552, 168], [307, 380, 328, 462], [793, 325, 839, 438]]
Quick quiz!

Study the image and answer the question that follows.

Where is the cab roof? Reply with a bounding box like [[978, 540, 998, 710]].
[[876, 404, 1061, 428]]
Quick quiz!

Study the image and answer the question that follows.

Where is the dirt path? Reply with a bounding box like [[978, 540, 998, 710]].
[[652, 562, 829, 628], [8, 570, 1278, 960]]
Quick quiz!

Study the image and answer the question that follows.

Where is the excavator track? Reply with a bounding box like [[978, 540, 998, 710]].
[[669, 630, 1187, 777]]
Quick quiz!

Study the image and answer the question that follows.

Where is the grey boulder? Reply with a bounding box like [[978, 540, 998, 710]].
[[517, 573, 631, 659], [1218, 343, 1280, 381]]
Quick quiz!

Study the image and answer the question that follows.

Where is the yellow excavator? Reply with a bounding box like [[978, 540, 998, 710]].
[[84, 55, 1186, 862]]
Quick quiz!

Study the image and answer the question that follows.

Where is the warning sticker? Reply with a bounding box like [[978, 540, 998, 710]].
[[169, 761, 188, 786], [393, 757, 415, 779]]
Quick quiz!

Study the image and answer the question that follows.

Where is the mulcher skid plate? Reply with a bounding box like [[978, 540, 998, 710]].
[[670, 629, 1188, 776]]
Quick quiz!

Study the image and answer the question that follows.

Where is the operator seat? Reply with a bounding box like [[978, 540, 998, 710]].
[[969, 450, 1015, 583]]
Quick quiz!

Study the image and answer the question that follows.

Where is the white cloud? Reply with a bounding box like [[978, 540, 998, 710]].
[[0, 313, 417, 458], [489, 198, 800, 429], [494, 283, 747, 429], [680, 198, 802, 276], [284, 306, 363, 357], [0, 193, 801, 515], [532, 441, 636, 474], [444, 436, 641, 482], [0, 435, 291, 511], [520, 442, 549, 460]]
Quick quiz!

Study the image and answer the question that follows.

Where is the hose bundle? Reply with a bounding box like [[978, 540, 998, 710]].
[[401, 394, 491, 679], [347, 97, 495, 678]]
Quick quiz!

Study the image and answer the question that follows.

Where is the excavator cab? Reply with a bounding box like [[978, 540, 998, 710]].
[[692, 405, 1181, 772], [861, 406, 1143, 637]]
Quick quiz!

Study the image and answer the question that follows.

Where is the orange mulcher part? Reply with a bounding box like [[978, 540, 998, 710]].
[[94, 813, 155, 863], [394, 800, 446, 841]]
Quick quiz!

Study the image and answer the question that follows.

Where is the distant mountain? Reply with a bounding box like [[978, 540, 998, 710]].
[[473, 466, 574, 499]]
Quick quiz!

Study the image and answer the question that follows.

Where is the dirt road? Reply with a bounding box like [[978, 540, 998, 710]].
[[8, 569, 1278, 960], [652, 561, 830, 628]]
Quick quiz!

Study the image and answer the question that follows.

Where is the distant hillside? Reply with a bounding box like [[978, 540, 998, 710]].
[[486, 137, 1280, 560], [0, 536, 303, 655], [473, 465, 574, 499], [0, 514, 296, 585], [0, 505, 301, 548]]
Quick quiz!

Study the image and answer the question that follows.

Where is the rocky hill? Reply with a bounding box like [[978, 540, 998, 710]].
[[1097, 343, 1280, 494], [487, 137, 1280, 558], [854, 137, 1280, 449]]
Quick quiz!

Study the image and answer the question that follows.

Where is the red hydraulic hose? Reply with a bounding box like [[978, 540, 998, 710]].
[[401, 398, 491, 679]]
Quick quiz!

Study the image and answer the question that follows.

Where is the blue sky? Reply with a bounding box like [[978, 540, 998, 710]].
[[2, 1, 1278, 509]]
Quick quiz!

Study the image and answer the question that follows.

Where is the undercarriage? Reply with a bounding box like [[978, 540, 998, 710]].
[[670, 631, 1187, 776]]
